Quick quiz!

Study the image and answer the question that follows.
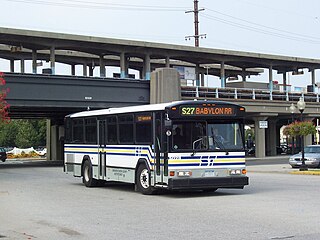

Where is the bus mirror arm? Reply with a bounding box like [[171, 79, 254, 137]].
[[191, 138, 203, 156]]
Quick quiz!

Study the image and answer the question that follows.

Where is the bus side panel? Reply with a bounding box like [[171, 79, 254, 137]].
[[64, 144, 99, 178], [106, 167, 135, 184], [105, 145, 154, 184]]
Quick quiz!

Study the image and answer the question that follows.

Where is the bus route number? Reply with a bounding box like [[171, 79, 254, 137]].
[[181, 107, 195, 115]]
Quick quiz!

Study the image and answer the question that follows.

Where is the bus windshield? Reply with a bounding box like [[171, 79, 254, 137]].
[[172, 121, 244, 152]]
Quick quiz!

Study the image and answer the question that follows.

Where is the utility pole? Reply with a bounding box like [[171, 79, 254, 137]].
[[185, 0, 206, 47]]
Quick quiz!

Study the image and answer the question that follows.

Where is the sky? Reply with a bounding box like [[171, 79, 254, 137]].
[[1, 0, 320, 88]]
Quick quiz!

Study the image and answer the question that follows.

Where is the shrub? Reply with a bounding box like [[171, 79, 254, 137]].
[[286, 121, 316, 137]]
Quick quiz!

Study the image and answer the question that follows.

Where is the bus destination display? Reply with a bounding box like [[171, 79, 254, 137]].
[[180, 105, 235, 116]]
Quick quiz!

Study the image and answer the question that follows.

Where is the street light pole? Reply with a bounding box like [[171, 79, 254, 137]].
[[289, 103, 296, 154], [297, 97, 307, 171]]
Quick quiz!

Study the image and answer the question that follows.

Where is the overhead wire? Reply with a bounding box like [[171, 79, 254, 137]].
[[202, 8, 320, 44], [2, 0, 187, 11], [3, 0, 319, 45]]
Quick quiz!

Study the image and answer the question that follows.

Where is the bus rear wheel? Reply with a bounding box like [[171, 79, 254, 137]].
[[136, 164, 156, 195], [82, 160, 98, 187]]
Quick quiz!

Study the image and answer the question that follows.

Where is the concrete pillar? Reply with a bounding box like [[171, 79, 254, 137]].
[[305, 134, 312, 146], [89, 65, 94, 76], [165, 56, 170, 68], [46, 119, 51, 160], [311, 69, 315, 86], [139, 69, 143, 80], [71, 64, 76, 76], [10, 59, 14, 72], [269, 65, 273, 91], [253, 117, 267, 158], [220, 61, 225, 88], [83, 63, 87, 76], [304, 117, 314, 146], [32, 49, 37, 74], [265, 118, 277, 156], [144, 53, 151, 80], [200, 72, 205, 86], [47, 119, 65, 161], [99, 55, 106, 77], [283, 72, 287, 92], [195, 64, 200, 86], [50, 46, 55, 74], [150, 68, 181, 104], [120, 52, 126, 78], [20, 59, 25, 73], [242, 68, 246, 82]]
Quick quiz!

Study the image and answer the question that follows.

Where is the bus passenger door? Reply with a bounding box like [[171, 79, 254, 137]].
[[153, 113, 168, 187], [98, 120, 107, 180]]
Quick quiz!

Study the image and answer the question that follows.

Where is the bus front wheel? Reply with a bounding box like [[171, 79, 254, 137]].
[[82, 160, 98, 187], [136, 164, 156, 195]]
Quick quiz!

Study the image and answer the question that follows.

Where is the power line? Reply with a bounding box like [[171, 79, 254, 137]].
[[3, 0, 187, 11], [202, 9, 320, 44], [205, 7, 320, 42]]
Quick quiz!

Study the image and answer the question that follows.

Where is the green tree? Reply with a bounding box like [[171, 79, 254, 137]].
[[0, 119, 46, 148], [0, 121, 18, 146]]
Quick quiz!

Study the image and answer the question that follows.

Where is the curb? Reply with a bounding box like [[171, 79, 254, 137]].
[[290, 170, 320, 175]]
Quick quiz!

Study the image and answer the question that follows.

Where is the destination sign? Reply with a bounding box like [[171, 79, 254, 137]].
[[136, 115, 152, 122], [180, 106, 235, 116]]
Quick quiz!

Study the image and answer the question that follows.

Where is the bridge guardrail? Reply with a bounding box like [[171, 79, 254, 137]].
[[181, 86, 320, 103]]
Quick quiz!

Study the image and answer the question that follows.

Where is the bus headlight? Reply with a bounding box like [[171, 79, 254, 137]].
[[177, 171, 192, 177]]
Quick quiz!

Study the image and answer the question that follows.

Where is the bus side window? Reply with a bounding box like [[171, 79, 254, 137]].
[[65, 118, 72, 143], [85, 118, 97, 144], [119, 114, 134, 144], [72, 118, 84, 143], [135, 114, 152, 144], [107, 116, 117, 144]]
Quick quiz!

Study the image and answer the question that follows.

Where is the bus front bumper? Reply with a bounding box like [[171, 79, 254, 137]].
[[167, 176, 249, 190]]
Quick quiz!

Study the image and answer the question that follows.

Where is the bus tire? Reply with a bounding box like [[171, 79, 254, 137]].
[[82, 160, 98, 187], [136, 164, 156, 195]]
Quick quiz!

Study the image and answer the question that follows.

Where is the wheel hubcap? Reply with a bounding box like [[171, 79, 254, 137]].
[[140, 169, 149, 189], [84, 166, 90, 182]]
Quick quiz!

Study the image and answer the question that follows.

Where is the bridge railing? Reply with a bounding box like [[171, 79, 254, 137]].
[[181, 86, 320, 103]]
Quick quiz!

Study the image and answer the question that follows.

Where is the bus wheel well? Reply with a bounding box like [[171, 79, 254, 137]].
[[135, 159, 156, 195], [135, 159, 149, 183]]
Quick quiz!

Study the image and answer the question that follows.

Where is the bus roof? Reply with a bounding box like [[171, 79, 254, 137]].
[[67, 100, 243, 118]]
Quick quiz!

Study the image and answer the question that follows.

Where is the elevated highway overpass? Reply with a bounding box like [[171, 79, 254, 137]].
[[3, 71, 320, 159], [1, 27, 320, 160]]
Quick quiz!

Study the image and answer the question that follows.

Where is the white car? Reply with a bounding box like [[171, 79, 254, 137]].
[[37, 148, 47, 157], [289, 145, 320, 168]]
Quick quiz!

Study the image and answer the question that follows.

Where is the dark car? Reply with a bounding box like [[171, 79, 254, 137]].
[[0, 147, 7, 162]]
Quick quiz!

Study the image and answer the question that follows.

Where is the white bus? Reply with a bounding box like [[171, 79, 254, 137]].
[[64, 100, 248, 194]]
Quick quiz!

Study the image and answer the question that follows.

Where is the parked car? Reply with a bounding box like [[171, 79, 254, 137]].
[[36, 148, 47, 157], [0, 147, 7, 162], [289, 145, 320, 168]]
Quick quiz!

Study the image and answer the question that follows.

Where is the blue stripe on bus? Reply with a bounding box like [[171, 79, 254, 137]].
[[65, 145, 98, 149], [181, 155, 244, 160], [65, 151, 99, 155], [169, 162, 245, 167]]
